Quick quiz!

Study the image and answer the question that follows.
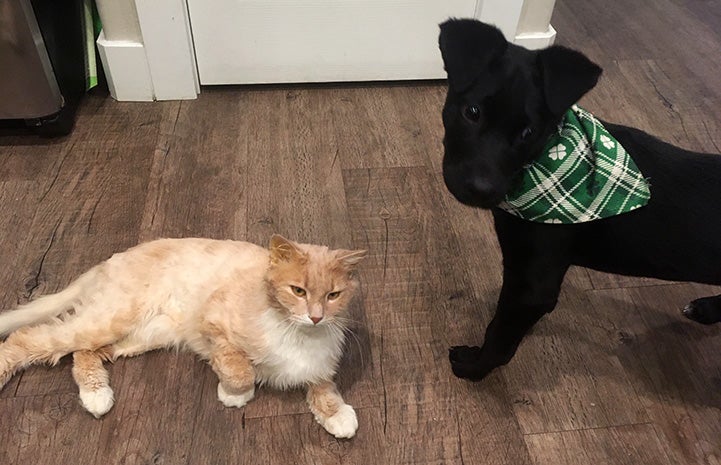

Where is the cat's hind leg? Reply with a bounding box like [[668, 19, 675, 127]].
[[72, 348, 115, 418], [0, 316, 122, 392], [209, 347, 256, 408], [307, 381, 357, 438]]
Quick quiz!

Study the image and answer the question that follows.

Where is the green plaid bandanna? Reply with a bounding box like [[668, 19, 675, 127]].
[[498, 105, 651, 224]]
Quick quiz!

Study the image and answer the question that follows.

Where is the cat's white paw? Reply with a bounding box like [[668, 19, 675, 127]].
[[79, 386, 115, 418], [0, 356, 14, 391], [0, 369, 11, 391], [317, 404, 358, 439], [217, 383, 255, 408]]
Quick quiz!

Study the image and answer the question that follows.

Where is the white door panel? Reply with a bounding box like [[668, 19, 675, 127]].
[[187, 0, 480, 84]]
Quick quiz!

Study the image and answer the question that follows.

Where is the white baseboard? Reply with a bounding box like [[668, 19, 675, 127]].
[[96, 31, 154, 101], [514, 25, 557, 50]]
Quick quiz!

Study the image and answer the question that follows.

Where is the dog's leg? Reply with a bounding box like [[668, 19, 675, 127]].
[[450, 214, 573, 381], [683, 294, 721, 325], [449, 264, 567, 380]]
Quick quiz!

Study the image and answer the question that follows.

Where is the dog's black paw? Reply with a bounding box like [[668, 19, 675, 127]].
[[449, 345, 483, 363], [683, 296, 721, 325], [448, 346, 492, 381]]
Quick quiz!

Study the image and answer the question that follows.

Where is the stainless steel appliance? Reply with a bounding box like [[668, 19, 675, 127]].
[[0, 0, 86, 136]]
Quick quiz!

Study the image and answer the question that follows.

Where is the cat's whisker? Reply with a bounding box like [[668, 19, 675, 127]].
[[328, 321, 365, 368], [279, 317, 299, 340], [330, 316, 360, 328]]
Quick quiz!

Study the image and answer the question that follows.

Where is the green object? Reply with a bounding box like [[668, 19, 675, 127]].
[[498, 105, 651, 224], [82, 0, 101, 90]]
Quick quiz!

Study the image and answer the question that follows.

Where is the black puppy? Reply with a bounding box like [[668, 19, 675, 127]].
[[438, 19, 721, 381]]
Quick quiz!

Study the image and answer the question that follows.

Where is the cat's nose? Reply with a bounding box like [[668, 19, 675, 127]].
[[310, 316, 323, 325]]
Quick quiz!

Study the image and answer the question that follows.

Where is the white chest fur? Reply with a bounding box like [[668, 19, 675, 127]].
[[253, 310, 346, 389]]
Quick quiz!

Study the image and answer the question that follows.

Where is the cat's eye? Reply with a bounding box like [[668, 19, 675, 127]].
[[463, 104, 481, 123], [327, 291, 341, 301], [290, 286, 306, 297]]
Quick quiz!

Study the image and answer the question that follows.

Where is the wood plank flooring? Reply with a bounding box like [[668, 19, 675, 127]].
[[1, 0, 720, 463]]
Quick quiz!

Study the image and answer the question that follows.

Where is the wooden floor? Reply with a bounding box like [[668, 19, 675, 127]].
[[1, 0, 720, 463]]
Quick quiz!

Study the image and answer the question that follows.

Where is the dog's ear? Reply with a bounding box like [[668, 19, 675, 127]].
[[537, 45, 603, 116], [439, 19, 508, 93]]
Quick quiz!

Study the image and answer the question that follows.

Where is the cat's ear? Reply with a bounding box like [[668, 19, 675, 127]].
[[336, 249, 367, 268], [269, 234, 303, 263]]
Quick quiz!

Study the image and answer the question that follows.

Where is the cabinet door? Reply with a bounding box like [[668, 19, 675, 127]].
[[187, 0, 481, 84]]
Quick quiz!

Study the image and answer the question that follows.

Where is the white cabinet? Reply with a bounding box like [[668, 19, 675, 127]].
[[187, 0, 480, 85], [97, 0, 556, 99]]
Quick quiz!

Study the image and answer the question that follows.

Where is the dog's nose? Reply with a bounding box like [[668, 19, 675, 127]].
[[442, 162, 503, 208], [469, 178, 497, 198]]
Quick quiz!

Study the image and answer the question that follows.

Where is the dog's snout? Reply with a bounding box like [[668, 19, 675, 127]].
[[443, 161, 506, 208], [469, 178, 496, 199], [445, 167, 503, 208], [443, 151, 509, 208], [461, 176, 504, 208]]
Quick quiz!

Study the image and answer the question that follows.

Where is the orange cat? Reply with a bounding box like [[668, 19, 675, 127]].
[[0, 235, 366, 438]]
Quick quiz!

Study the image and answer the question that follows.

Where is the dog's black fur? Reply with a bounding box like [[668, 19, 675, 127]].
[[438, 19, 721, 381]]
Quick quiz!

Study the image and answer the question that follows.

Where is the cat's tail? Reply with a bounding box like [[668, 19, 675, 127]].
[[0, 266, 98, 337]]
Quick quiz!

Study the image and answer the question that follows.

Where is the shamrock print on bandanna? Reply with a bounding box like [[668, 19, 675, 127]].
[[548, 144, 567, 161], [498, 105, 651, 224], [600, 134, 615, 149]]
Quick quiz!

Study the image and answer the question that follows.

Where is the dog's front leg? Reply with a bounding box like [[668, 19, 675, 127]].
[[450, 213, 573, 381], [449, 265, 567, 381], [683, 294, 721, 324]]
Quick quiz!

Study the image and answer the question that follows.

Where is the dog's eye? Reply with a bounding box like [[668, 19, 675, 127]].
[[463, 105, 481, 123], [520, 126, 533, 140]]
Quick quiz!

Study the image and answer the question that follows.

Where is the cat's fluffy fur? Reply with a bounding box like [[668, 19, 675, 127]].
[[0, 235, 366, 438]]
